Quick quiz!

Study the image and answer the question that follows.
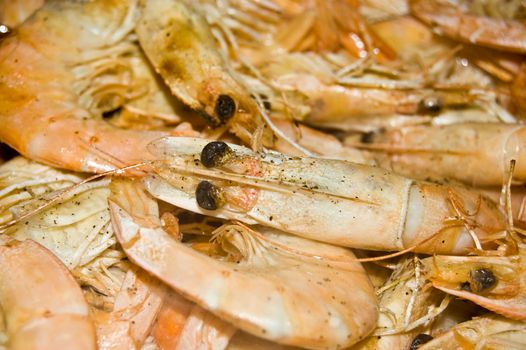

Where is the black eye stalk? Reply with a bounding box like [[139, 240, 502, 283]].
[[409, 334, 433, 350], [215, 94, 236, 122], [195, 181, 225, 210], [418, 96, 443, 115], [469, 268, 497, 293], [200, 141, 233, 168]]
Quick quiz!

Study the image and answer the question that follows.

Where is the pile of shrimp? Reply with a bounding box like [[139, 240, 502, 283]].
[[1, 0, 526, 349]]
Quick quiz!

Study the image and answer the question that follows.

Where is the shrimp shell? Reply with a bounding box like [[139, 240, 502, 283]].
[[411, 0, 526, 53], [0, 238, 96, 349], [355, 123, 526, 186], [109, 178, 378, 349]]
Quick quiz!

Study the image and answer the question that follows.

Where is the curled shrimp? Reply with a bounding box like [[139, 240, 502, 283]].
[[143, 137, 504, 254], [109, 178, 378, 349], [411, 0, 526, 53], [0, 237, 96, 349], [352, 122, 526, 186], [423, 246, 526, 320], [0, 0, 168, 173], [0, 158, 167, 350]]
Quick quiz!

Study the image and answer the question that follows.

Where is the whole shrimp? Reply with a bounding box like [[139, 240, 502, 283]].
[[0, 0, 166, 173], [136, 0, 264, 143], [143, 137, 504, 254], [352, 122, 526, 186], [109, 178, 378, 349], [0, 0, 264, 174], [0, 238, 96, 349]]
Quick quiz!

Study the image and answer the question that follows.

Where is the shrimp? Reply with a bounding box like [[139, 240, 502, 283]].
[[423, 246, 526, 320], [0, 157, 172, 349], [202, 1, 506, 133], [418, 314, 526, 350], [242, 48, 501, 133], [0, 0, 172, 173], [109, 178, 378, 349], [0, 238, 96, 349], [143, 137, 504, 254], [410, 0, 526, 53], [135, 0, 264, 144], [352, 122, 526, 186]]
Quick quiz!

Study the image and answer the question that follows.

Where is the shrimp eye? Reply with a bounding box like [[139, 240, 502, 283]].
[[418, 96, 442, 114], [196, 181, 225, 210], [215, 94, 236, 122], [469, 268, 497, 293], [409, 334, 433, 350], [0, 24, 10, 39], [201, 141, 233, 168], [360, 131, 376, 144]]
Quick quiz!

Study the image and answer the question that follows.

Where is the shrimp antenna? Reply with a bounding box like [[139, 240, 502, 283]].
[[353, 223, 464, 263], [253, 94, 317, 157]]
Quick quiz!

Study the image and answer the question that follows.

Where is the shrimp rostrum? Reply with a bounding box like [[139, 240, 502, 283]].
[[143, 137, 505, 254]]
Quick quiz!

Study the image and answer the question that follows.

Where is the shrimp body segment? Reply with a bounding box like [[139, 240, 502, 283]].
[[411, 0, 526, 53], [95, 269, 165, 350], [0, 238, 96, 349], [357, 123, 526, 186], [109, 179, 378, 349], [144, 137, 504, 254]]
